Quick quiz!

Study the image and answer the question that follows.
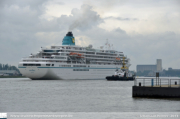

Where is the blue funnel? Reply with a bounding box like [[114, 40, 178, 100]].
[[62, 31, 75, 45]]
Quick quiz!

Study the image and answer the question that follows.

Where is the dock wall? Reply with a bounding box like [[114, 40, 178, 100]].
[[133, 86, 180, 98]]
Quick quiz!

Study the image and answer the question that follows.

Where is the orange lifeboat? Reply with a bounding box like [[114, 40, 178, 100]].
[[116, 57, 120, 60], [69, 52, 84, 58]]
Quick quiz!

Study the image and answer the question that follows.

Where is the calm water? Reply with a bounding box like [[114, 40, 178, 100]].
[[0, 78, 180, 112]]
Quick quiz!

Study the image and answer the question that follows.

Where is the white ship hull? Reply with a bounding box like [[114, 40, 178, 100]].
[[18, 62, 120, 80]]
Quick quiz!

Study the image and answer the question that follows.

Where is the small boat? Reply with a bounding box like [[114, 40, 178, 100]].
[[106, 75, 135, 81], [106, 56, 135, 81], [106, 69, 135, 81]]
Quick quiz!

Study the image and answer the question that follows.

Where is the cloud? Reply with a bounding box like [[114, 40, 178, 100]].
[[68, 4, 103, 31], [0, 0, 47, 9], [104, 16, 138, 21], [84, 0, 128, 15], [0, 1, 180, 71], [47, 0, 64, 5]]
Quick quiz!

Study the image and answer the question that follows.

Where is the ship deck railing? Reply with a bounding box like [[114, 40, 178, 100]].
[[22, 57, 66, 60], [20, 61, 122, 66], [134, 77, 180, 88]]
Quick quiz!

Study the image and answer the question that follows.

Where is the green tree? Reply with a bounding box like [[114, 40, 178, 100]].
[[4, 64, 8, 70], [0, 63, 2, 70]]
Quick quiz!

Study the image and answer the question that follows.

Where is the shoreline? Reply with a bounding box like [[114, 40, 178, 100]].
[[0, 76, 26, 78]]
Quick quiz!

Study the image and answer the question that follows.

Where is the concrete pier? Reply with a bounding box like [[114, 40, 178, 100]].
[[133, 77, 180, 98], [133, 86, 180, 98]]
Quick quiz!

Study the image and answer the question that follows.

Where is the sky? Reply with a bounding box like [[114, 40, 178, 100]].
[[0, 0, 180, 71]]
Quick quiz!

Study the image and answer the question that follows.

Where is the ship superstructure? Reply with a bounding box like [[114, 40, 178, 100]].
[[18, 32, 131, 80]]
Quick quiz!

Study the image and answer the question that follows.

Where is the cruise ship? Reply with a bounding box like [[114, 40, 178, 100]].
[[18, 32, 131, 80]]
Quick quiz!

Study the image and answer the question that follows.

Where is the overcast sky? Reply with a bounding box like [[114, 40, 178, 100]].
[[0, 0, 180, 71]]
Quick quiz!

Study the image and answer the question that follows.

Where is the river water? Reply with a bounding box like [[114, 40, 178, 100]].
[[0, 78, 179, 112], [0, 78, 180, 119]]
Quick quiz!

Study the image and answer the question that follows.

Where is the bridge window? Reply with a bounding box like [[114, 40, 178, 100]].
[[23, 64, 41, 66], [44, 50, 60, 52]]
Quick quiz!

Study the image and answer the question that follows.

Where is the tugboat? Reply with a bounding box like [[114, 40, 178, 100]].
[[106, 57, 135, 81]]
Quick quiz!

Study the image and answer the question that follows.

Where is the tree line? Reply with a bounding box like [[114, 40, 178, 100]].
[[0, 63, 20, 73]]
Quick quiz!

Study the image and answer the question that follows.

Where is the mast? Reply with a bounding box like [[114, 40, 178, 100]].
[[121, 57, 128, 70]]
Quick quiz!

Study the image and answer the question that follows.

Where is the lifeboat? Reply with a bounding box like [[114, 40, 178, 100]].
[[69, 52, 84, 58], [115, 57, 120, 60]]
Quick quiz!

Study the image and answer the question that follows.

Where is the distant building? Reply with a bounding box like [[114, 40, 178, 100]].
[[137, 59, 162, 72], [137, 65, 156, 72], [156, 59, 162, 71], [168, 67, 180, 71]]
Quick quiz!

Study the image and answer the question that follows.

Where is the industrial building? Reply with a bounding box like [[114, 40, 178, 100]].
[[137, 59, 162, 72], [156, 59, 162, 72], [168, 68, 180, 71]]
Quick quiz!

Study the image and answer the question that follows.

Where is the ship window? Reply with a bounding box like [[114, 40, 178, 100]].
[[60, 65, 71, 67], [73, 69, 89, 71], [55, 57, 66, 59], [46, 64, 50, 66], [24, 64, 41, 66], [44, 50, 60, 52], [52, 64, 54, 66]]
